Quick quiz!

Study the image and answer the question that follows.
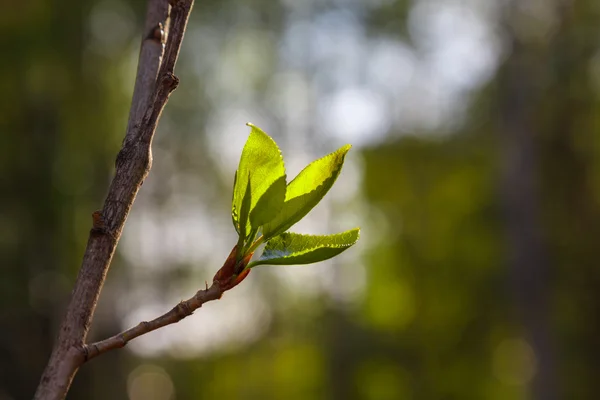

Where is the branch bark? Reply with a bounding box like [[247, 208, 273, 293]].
[[34, 1, 195, 399], [83, 283, 223, 361]]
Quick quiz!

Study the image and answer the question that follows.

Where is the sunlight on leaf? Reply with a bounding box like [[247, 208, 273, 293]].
[[262, 144, 351, 241], [248, 229, 360, 268], [232, 123, 286, 237], [250, 175, 287, 229], [236, 173, 252, 246]]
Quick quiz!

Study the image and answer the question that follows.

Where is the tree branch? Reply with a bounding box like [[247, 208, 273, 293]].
[[34, 1, 195, 399], [83, 283, 223, 361]]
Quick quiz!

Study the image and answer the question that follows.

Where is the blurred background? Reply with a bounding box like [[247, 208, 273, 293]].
[[2, 0, 600, 399]]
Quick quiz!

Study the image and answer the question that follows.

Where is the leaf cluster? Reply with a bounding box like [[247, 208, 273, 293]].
[[215, 123, 359, 289]]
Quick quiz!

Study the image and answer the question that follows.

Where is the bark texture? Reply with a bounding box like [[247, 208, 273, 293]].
[[34, 1, 195, 399], [83, 283, 223, 361]]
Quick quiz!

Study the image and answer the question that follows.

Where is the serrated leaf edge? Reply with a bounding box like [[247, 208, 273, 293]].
[[233, 123, 287, 238], [247, 228, 360, 268], [285, 144, 351, 202], [262, 144, 352, 240]]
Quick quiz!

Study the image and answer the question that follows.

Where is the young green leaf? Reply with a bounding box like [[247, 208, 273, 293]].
[[236, 173, 252, 246], [250, 175, 287, 229], [231, 170, 239, 235], [261, 144, 351, 241], [232, 124, 286, 236], [247, 229, 360, 268]]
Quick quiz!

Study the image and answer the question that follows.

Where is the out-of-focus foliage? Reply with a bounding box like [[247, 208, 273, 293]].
[[1, 0, 600, 399]]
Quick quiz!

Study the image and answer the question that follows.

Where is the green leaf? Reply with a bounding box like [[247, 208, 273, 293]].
[[261, 144, 351, 241], [248, 229, 360, 268], [232, 170, 239, 235], [232, 123, 286, 237], [250, 175, 287, 228], [236, 173, 252, 244]]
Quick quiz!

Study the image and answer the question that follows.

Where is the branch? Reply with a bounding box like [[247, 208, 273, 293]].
[[83, 283, 223, 361], [34, 1, 195, 399]]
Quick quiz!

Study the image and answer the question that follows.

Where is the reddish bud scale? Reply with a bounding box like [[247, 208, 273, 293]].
[[213, 246, 254, 292]]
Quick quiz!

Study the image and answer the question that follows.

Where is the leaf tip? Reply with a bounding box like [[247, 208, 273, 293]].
[[335, 144, 352, 160], [245, 122, 273, 142], [348, 227, 361, 244]]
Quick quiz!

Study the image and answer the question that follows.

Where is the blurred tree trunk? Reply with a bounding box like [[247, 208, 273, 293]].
[[539, 0, 600, 394], [496, 2, 558, 399]]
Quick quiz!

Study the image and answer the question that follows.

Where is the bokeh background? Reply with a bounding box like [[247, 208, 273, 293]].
[[2, 0, 600, 399]]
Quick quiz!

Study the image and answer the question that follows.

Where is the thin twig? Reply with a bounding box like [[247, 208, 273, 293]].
[[34, 1, 195, 399], [83, 283, 223, 361]]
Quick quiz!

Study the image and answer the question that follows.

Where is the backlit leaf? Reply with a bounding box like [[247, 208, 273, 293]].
[[237, 173, 252, 243], [261, 144, 351, 240], [248, 229, 360, 268], [232, 124, 286, 237]]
